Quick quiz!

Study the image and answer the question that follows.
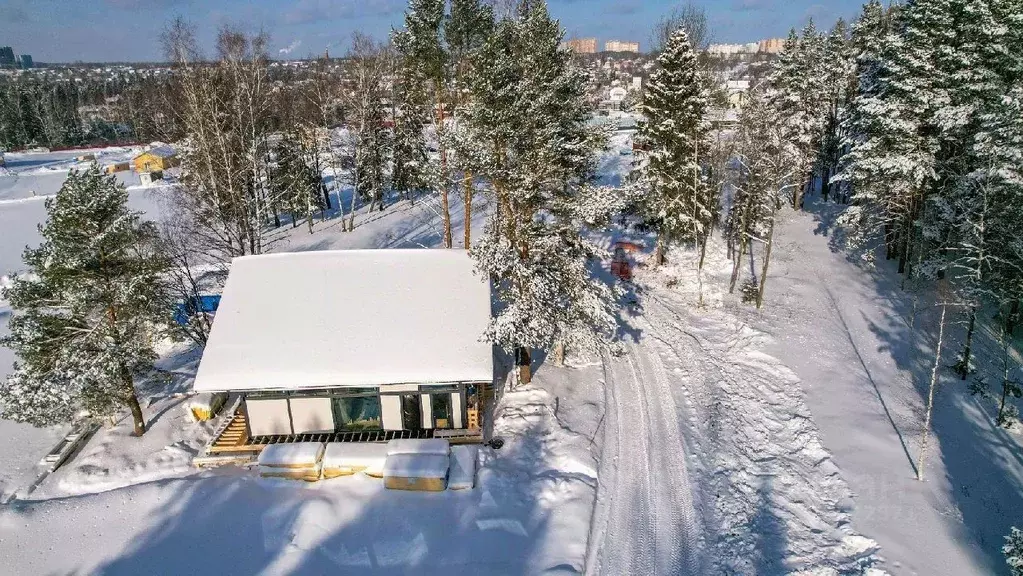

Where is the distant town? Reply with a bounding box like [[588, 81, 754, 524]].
[[559, 36, 786, 55], [0, 46, 33, 70]]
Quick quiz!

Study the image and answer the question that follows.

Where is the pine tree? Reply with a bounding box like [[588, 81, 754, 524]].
[[1005, 526, 1023, 575], [396, 0, 452, 247], [446, 0, 494, 248], [636, 27, 710, 268], [834, 3, 938, 273], [818, 19, 851, 203], [0, 167, 168, 435], [463, 2, 619, 383]]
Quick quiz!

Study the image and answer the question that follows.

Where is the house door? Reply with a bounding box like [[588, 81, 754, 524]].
[[400, 394, 421, 430], [431, 393, 453, 429]]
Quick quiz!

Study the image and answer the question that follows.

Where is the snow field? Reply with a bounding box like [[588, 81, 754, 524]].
[[744, 201, 1023, 575]]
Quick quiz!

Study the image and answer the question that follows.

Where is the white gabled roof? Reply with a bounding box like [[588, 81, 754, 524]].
[[192, 250, 493, 393]]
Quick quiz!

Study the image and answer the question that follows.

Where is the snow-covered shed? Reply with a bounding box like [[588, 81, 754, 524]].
[[193, 249, 493, 439], [132, 145, 178, 172]]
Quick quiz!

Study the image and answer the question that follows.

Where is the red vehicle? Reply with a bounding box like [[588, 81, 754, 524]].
[[611, 241, 642, 281]]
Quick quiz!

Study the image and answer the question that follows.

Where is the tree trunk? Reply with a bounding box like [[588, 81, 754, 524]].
[[1008, 299, 1020, 335], [121, 363, 146, 437], [756, 216, 776, 309], [729, 240, 744, 294], [821, 165, 830, 202], [884, 223, 895, 260], [917, 300, 948, 481], [698, 230, 709, 272], [553, 342, 565, 367], [438, 87, 452, 249], [517, 346, 532, 385], [654, 235, 666, 267], [957, 307, 976, 380], [463, 172, 473, 249], [997, 325, 1012, 426]]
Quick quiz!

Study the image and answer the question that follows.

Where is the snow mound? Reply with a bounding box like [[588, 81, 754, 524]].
[[257, 442, 324, 469], [383, 454, 450, 479], [321, 442, 388, 478], [386, 438, 449, 456]]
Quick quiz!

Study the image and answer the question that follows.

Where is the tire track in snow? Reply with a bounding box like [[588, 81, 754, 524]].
[[588, 335, 703, 575]]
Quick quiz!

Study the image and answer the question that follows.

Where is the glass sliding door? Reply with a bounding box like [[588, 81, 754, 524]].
[[332, 395, 383, 432], [431, 393, 453, 429]]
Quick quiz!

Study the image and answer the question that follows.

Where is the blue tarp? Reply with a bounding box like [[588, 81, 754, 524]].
[[173, 295, 221, 326]]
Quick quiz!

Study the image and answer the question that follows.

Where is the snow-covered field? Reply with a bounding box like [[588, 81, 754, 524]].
[[1, 136, 1021, 574]]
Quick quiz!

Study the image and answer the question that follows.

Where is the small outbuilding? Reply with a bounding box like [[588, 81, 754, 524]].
[[133, 146, 179, 172], [104, 161, 130, 174], [194, 250, 493, 446]]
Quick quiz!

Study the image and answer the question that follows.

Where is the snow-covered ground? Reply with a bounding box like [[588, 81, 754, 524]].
[[2, 134, 1020, 574], [735, 199, 1023, 575]]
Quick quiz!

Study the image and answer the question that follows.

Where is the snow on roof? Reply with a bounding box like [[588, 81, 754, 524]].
[[192, 250, 493, 393], [137, 145, 176, 159]]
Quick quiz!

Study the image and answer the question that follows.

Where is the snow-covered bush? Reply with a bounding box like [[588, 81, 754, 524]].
[[740, 278, 759, 304]]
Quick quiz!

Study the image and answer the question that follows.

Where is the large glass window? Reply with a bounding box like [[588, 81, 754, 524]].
[[333, 396, 382, 431]]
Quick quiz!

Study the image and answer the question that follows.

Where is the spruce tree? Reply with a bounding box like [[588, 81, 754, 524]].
[[637, 27, 710, 267], [0, 167, 168, 435], [391, 70, 429, 204], [272, 135, 323, 232], [463, 2, 619, 383]]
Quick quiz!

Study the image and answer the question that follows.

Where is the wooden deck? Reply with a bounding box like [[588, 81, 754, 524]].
[[203, 405, 484, 460]]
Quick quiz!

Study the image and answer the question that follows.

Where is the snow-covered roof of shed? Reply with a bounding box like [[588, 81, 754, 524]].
[[138, 145, 176, 159], [192, 250, 493, 393]]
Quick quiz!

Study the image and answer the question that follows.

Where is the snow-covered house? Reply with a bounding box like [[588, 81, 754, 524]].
[[193, 250, 493, 443]]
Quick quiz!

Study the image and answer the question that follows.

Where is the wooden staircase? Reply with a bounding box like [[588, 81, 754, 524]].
[[210, 409, 255, 453]]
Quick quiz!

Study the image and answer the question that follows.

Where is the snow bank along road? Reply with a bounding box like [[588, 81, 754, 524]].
[[587, 282, 881, 575]]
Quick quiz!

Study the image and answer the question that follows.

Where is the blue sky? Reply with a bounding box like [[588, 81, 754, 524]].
[[0, 0, 865, 63]]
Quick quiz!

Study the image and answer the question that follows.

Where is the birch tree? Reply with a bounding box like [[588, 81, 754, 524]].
[[161, 19, 278, 260]]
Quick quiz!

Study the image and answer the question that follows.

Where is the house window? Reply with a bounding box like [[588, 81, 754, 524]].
[[332, 396, 382, 431]]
